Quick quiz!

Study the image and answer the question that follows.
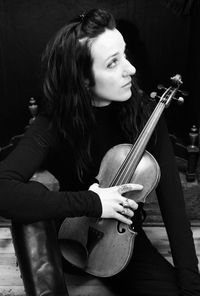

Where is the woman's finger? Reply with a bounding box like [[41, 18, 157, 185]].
[[120, 207, 134, 218], [114, 212, 133, 225], [117, 183, 143, 194], [116, 204, 134, 218], [121, 197, 138, 210]]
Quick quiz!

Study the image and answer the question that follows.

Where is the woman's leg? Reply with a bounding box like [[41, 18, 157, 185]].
[[105, 228, 179, 296], [11, 220, 69, 296]]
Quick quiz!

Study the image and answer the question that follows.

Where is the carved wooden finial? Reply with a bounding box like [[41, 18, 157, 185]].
[[186, 125, 199, 182], [28, 97, 38, 125]]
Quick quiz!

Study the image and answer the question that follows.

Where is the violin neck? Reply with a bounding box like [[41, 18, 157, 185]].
[[110, 101, 165, 186], [110, 75, 183, 186], [130, 100, 165, 170]]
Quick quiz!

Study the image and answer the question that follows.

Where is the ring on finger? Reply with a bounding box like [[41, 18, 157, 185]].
[[121, 207, 127, 215], [123, 198, 129, 208]]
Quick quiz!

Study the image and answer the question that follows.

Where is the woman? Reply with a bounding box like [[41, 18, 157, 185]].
[[0, 8, 199, 296]]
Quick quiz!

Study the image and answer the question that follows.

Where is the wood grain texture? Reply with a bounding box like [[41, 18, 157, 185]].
[[0, 225, 199, 296]]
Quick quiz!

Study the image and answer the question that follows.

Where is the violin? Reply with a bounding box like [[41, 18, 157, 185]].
[[58, 74, 184, 277]]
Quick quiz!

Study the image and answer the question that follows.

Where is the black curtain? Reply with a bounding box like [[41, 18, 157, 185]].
[[186, 0, 200, 130], [162, 0, 195, 15]]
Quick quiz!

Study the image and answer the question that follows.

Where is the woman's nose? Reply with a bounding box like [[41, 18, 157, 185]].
[[123, 60, 136, 77]]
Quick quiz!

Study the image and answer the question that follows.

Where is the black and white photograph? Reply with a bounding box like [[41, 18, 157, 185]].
[[0, 1, 200, 295]]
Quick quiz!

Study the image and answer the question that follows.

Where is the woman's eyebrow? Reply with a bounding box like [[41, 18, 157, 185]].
[[104, 42, 126, 62], [105, 52, 119, 62]]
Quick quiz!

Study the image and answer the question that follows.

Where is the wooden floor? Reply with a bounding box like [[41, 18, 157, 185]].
[[0, 222, 199, 296]]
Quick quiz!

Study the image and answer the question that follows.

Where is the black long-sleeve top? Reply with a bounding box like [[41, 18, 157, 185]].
[[0, 104, 199, 294]]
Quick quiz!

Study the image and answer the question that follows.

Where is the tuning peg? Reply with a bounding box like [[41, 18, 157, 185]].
[[178, 89, 189, 96], [171, 96, 184, 104], [157, 84, 166, 90], [150, 91, 162, 101], [176, 96, 184, 104], [150, 92, 157, 99]]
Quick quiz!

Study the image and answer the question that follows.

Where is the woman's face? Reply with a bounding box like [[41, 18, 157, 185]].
[[90, 28, 136, 107]]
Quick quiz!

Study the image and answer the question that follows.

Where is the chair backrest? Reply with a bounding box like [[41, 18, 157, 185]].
[[0, 98, 38, 161], [170, 125, 200, 182]]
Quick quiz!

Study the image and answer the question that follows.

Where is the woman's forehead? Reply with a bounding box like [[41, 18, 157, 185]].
[[90, 28, 126, 62]]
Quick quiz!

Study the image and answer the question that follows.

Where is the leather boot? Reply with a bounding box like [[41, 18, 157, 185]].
[[11, 220, 69, 296]]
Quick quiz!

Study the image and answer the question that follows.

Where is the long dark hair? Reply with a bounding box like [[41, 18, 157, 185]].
[[41, 8, 152, 179]]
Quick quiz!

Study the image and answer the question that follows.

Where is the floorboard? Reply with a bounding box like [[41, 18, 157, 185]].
[[0, 225, 199, 295]]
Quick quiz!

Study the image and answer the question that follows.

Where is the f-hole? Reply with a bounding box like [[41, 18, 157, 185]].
[[117, 221, 126, 233]]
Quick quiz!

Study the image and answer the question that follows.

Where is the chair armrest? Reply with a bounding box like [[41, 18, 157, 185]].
[[30, 170, 60, 191]]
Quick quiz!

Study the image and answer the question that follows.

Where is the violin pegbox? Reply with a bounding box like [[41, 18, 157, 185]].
[[150, 74, 187, 108]]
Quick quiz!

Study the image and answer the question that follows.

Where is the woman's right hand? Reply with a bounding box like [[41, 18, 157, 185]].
[[89, 183, 143, 225]]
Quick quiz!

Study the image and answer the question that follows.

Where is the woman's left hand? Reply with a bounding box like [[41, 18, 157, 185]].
[[89, 182, 143, 225]]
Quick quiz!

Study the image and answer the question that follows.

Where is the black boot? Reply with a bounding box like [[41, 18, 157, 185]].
[[11, 220, 69, 296]]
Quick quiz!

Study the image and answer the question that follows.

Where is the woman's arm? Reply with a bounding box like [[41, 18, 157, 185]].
[[153, 115, 200, 295], [0, 116, 102, 223]]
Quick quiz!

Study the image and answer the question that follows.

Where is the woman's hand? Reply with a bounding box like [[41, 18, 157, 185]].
[[89, 183, 143, 225]]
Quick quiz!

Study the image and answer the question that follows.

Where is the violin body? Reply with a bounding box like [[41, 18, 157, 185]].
[[58, 143, 160, 277]]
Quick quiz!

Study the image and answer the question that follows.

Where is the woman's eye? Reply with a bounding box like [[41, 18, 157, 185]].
[[107, 58, 118, 69]]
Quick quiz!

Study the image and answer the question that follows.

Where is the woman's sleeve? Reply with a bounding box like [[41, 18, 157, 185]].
[[0, 116, 102, 223], [152, 115, 200, 295]]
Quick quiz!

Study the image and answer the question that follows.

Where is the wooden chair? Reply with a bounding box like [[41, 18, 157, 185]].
[[169, 126, 200, 182]]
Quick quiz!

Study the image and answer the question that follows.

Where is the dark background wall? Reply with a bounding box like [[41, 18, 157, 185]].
[[0, 0, 199, 147]]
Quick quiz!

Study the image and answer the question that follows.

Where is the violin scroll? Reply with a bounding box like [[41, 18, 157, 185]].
[[170, 74, 183, 85]]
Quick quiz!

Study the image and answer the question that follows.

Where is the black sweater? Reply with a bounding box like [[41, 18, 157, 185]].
[[0, 104, 199, 293]]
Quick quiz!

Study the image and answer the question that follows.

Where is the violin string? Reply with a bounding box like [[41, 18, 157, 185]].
[[109, 101, 165, 186], [118, 104, 164, 184], [113, 86, 177, 186]]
